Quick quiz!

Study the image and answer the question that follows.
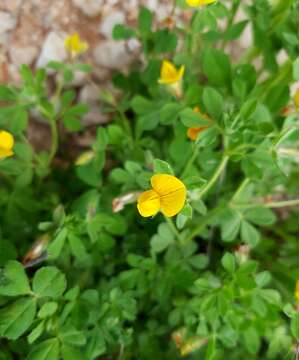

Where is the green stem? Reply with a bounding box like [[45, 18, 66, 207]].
[[116, 106, 134, 147], [164, 215, 183, 243], [221, 0, 241, 49], [230, 178, 251, 203], [196, 156, 229, 199], [48, 118, 58, 165], [181, 145, 199, 178], [185, 205, 224, 243], [232, 198, 299, 210]]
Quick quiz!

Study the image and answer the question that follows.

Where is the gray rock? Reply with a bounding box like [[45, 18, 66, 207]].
[[0, 11, 16, 34], [9, 46, 38, 66], [93, 41, 131, 70], [99, 11, 125, 38], [72, 0, 103, 17], [36, 31, 67, 68]]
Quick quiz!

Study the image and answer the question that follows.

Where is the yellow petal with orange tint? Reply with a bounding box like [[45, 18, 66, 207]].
[[295, 280, 299, 301], [186, 0, 216, 6], [151, 174, 186, 217], [158, 60, 185, 85], [137, 189, 160, 217], [187, 127, 207, 141]]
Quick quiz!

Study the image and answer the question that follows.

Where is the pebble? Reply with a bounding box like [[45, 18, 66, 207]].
[[36, 31, 67, 68], [93, 41, 131, 70], [9, 46, 38, 66], [99, 11, 125, 38], [72, 0, 103, 17], [0, 11, 16, 34]]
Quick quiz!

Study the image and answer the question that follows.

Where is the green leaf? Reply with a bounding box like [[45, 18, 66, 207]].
[[240, 220, 260, 247], [0, 260, 30, 296], [59, 324, 86, 346], [61, 345, 87, 360], [27, 321, 45, 344], [138, 7, 153, 35], [153, 29, 177, 53], [293, 57, 299, 80], [202, 86, 224, 119], [113, 24, 136, 40], [151, 234, 173, 253], [0, 298, 36, 340], [159, 103, 182, 125], [202, 48, 231, 86], [27, 338, 60, 360], [38, 302, 58, 319], [180, 108, 209, 127], [221, 253, 236, 273], [47, 228, 68, 260], [68, 233, 88, 261], [188, 254, 209, 270], [223, 20, 248, 40], [153, 159, 174, 175], [0, 85, 16, 101], [221, 209, 241, 242], [33, 266, 66, 298], [291, 313, 299, 340], [255, 271, 271, 288], [244, 327, 260, 354], [244, 207, 276, 226]]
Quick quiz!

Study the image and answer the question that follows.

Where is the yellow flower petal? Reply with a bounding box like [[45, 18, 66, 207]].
[[0, 148, 13, 159], [158, 60, 185, 85], [65, 33, 88, 58], [186, 0, 216, 6], [151, 174, 186, 217], [0, 130, 14, 159], [137, 190, 160, 217], [0, 130, 14, 150], [294, 88, 299, 108], [75, 151, 94, 166]]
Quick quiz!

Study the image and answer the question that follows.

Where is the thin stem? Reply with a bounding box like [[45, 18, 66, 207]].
[[164, 215, 183, 243], [48, 118, 58, 165], [231, 178, 251, 203], [185, 205, 224, 243], [181, 145, 199, 178], [264, 198, 299, 209], [232, 198, 299, 210], [196, 156, 229, 199]]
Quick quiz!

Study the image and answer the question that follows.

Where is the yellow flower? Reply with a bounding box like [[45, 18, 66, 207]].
[[64, 33, 88, 59], [158, 60, 185, 85], [295, 279, 299, 301], [294, 88, 299, 108], [0, 130, 14, 159], [186, 0, 217, 7], [137, 174, 186, 217], [75, 150, 94, 166]]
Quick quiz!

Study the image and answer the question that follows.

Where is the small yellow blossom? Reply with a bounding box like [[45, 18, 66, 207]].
[[158, 60, 185, 85], [187, 106, 210, 141], [75, 150, 94, 166], [295, 279, 299, 301], [137, 174, 186, 217], [294, 88, 299, 108], [0, 130, 14, 159], [64, 33, 88, 59], [186, 0, 217, 7]]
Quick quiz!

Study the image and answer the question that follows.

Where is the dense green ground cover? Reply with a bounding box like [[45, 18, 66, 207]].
[[1, 0, 299, 359]]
